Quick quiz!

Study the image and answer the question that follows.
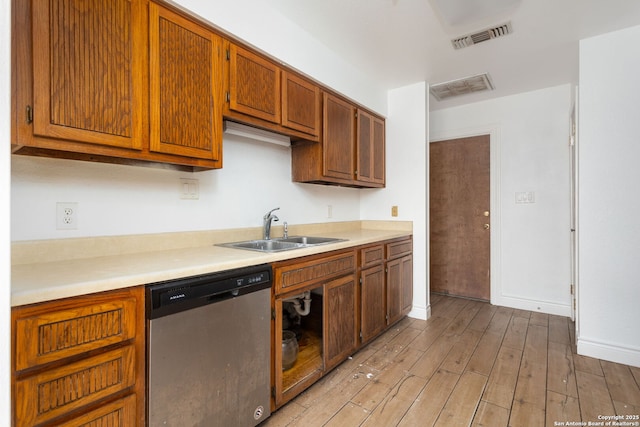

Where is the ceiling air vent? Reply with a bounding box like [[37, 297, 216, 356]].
[[430, 73, 494, 101], [451, 22, 513, 50]]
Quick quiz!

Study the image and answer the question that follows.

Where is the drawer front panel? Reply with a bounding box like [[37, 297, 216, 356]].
[[15, 298, 137, 371], [275, 251, 356, 294], [386, 238, 412, 260], [360, 245, 384, 268], [56, 394, 136, 427], [15, 345, 136, 427]]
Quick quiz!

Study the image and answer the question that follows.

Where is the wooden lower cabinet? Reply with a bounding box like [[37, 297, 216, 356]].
[[272, 237, 412, 409], [11, 287, 145, 427]]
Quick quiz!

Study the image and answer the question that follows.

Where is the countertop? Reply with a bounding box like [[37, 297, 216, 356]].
[[11, 221, 412, 307]]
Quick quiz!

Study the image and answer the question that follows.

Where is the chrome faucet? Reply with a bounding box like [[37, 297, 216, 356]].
[[263, 207, 280, 240]]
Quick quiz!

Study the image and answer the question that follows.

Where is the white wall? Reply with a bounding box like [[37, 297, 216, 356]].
[[430, 84, 572, 316], [11, 137, 362, 240], [578, 25, 640, 367], [360, 82, 430, 320], [173, 0, 387, 115], [1, 0, 11, 421]]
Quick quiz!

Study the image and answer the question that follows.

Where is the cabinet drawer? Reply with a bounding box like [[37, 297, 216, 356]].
[[15, 297, 138, 371], [386, 238, 412, 260], [55, 394, 136, 427], [360, 245, 384, 268], [14, 345, 136, 427], [274, 250, 356, 294]]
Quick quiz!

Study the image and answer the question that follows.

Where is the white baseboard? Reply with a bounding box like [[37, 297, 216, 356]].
[[577, 337, 640, 368], [408, 304, 430, 320], [493, 294, 571, 317]]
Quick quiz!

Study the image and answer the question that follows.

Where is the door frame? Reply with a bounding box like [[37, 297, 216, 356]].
[[429, 125, 501, 306]]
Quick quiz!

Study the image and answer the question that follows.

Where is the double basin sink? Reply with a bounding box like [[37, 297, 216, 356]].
[[218, 236, 346, 253]]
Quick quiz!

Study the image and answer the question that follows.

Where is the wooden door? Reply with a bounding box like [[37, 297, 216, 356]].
[[324, 274, 357, 371], [356, 110, 385, 185], [228, 44, 281, 123], [149, 3, 223, 161], [323, 93, 355, 181], [282, 71, 320, 136], [360, 264, 386, 343], [31, 0, 146, 150], [430, 135, 490, 300]]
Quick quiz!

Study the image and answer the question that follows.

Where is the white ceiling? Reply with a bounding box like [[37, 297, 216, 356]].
[[270, 0, 640, 110]]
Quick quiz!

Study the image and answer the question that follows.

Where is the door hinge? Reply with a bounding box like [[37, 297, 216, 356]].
[[26, 105, 33, 124], [570, 284, 574, 295], [573, 299, 576, 310], [226, 49, 230, 60]]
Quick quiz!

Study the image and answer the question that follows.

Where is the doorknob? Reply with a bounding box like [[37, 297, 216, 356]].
[[483, 223, 490, 230]]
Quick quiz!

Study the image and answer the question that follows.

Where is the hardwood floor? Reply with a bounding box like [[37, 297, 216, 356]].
[[263, 294, 640, 427]]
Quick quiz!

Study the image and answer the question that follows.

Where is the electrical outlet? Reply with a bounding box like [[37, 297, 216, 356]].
[[56, 202, 78, 230], [327, 205, 333, 218], [391, 205, 398, 217]]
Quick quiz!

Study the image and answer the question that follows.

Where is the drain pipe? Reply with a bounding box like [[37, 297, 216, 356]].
[[284, 291, 312, 316]]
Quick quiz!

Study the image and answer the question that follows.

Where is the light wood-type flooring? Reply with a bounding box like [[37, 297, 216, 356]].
[[263, 294, 640, 427]]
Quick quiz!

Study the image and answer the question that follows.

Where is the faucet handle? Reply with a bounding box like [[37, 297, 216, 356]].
[[264, 207, 280, 219]]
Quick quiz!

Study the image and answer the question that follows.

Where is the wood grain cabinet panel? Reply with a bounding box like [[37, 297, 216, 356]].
[[356, 110, 385, 185], [228, 44, 281, 124], [324, 275, 358, 371], [274, 250, 356, 295], [29, 0, 146, 150], [360, 263, 386, 344], [14, 298, 137, 371], [281, 71, 321, 137], [12, 287, 145, 426], [291, 93, 385, 188], [149, 3, 224, 162], [14, 346, 136, 427]]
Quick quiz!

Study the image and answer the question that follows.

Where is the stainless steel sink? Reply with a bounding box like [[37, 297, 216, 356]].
[[217, 236, 346, 253], [277, 236, 345, 245]]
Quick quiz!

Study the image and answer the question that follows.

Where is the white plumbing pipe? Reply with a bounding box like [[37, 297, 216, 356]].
[[284, 291, 312, 316]]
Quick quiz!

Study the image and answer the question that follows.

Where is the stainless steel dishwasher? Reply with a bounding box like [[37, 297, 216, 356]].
[[146, 264, 272, 427]]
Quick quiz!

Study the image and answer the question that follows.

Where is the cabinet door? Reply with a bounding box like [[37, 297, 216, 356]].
[[356, 109, 385, 185], [387, 254, 413, 325], [401, 255, 414, 316], [31, 0, 146, 150], [323, 93, 355, 181], [149, 3, 223, 161], [360, 264, 386, 344], [324, 274, 358, 371], [228, 44, 281, 123], [282, 71, 320, 137]]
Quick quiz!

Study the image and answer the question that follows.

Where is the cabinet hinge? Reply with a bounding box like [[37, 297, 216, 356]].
[[271, 386, 276, 398], [26, 105, 33, 124], [226, 49, 230, 60], [359, 277, 362, 284], [354, 170, 358, 176], [271, 309, 276, 320], [359, 331, 363, 340], [226, 92, 230, 103]]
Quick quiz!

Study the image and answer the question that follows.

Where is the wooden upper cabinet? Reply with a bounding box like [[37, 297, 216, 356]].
[[323, 93, 356, 181], [356, 109, 385, 185], [30, 0, 147, 150], [149, 3, 223, 162], [282, 71, 321, 137], [227, 44, 281, 124]]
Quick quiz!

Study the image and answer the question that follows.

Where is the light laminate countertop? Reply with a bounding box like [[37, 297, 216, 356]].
[[11, 221, 412, 307]]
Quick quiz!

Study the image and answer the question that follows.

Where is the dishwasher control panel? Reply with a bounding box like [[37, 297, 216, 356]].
[[146, 264, 272, 319]]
